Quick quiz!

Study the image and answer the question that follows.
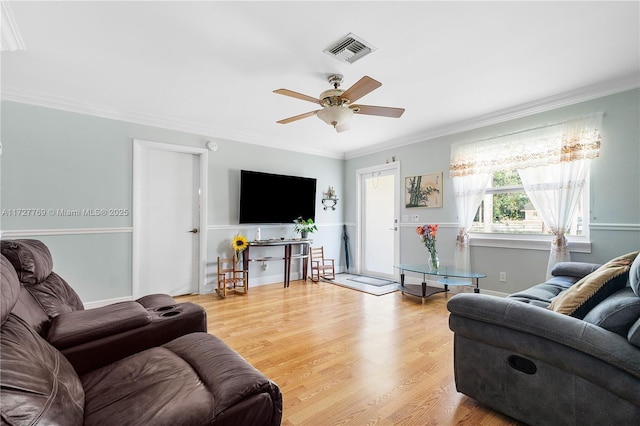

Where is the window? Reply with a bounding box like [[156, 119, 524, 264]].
[[469, 169, 587, 237], [450, 113, 601, 271]]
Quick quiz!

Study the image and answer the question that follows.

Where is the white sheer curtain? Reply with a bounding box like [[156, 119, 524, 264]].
[[452, 173, 490, 271], [518, 159, 591, 278], [450, 113, 602, 274]]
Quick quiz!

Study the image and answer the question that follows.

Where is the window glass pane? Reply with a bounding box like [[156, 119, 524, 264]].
[[493, 170, 521, 187], [471, 170, 584, 236]]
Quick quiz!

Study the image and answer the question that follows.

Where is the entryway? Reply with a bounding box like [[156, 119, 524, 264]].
[[132, 139, 208, 297], [356, 162, 400, 281]]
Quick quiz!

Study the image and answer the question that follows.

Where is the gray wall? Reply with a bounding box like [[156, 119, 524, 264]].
[[1, 101, 345, 302], [345, 88, 640, 294], [2, 88, 638, 302]]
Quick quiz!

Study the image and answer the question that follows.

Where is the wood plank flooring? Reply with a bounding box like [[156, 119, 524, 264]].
[[176, 281, 523, 425]]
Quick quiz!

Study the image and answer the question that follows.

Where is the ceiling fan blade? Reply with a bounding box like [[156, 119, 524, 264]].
[[276, 110, 319, 124], [273, 89, 320, 104], [340, 76, 381, 103], [352, 104, 405, 118]]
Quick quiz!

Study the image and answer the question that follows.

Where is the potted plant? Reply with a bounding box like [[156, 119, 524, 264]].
[[293, 216, 318, 239]]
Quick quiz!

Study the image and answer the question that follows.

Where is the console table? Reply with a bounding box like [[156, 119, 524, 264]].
[[395, 264, 486, 303], [243, 239, 311, 288]]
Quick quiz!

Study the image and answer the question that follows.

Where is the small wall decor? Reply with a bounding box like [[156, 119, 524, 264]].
[[322, 186, 338, 210], [405, 172, 443, 208]]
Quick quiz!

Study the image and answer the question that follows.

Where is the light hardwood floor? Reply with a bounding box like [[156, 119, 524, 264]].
[[177, 280, 523, 426]]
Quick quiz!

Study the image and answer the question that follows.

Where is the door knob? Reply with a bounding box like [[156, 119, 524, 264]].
[[188, 228, 198, 234]]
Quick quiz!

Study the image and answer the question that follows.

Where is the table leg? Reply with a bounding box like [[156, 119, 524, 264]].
[[302, 242, 308, 281], [474, 278, 480, 293], [284, 244, 291, 288]]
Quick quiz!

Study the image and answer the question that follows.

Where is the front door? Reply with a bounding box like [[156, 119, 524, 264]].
[[357, 163, 400, 280]]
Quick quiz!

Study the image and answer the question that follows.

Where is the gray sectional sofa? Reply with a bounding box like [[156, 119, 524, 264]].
[[447, 252, 640, 425]]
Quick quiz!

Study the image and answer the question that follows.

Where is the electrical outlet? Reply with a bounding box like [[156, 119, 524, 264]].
[[499, 272, 507, 282], [411, 214, 419, 222]]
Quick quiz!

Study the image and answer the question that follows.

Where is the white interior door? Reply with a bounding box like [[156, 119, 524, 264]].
[[357, 163, 400, 280], [133, 141, 207, 297]]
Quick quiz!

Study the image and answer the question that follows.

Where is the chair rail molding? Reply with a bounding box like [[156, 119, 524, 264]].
[[1, 227, 133, 237]]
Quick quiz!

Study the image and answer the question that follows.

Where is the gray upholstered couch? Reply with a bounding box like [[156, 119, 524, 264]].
[[447, 253, 640, 425]]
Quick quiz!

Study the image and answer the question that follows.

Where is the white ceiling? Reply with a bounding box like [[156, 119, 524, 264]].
[[2, 1, 639, 159]]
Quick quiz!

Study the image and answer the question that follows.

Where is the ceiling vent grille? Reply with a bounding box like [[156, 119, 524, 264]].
[[324, 33, 376, 64]]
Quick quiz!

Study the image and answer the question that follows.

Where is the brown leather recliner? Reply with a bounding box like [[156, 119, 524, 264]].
[[1, 254, 283, 425], [1, 238, 207, 374]]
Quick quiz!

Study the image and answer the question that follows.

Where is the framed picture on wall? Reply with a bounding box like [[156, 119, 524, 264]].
[[405, 172, 443, 208]]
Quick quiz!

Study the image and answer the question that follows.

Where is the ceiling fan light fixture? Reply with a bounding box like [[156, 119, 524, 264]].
[[317, 106, 354, 129]]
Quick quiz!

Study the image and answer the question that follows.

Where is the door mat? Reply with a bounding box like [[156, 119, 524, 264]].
[[347, 276, 396, 287], [329, 274, 398, 296]]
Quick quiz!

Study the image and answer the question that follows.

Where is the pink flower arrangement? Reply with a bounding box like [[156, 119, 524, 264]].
[[416, 224, 438, 260]]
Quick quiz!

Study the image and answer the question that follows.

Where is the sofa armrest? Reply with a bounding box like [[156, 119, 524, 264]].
[[61, 302, 207, 374], [447, 293, 640, 379], [47, 302, 151, 349]]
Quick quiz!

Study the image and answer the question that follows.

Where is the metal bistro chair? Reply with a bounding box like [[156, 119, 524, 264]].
[[216, 257, 248, 297], [309, 246, 335, 282]]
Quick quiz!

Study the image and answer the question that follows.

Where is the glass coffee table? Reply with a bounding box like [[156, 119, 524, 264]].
[[395, 264, 486, 303]]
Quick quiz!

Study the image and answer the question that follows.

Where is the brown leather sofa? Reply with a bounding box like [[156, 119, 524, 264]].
[[1, 239, 207, 374], [1, 253, 283, 425]]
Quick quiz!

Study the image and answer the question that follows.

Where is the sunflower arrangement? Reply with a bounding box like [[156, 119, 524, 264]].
[[231, 234, 248, 263]]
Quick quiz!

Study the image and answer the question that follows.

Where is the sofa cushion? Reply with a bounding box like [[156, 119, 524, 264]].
[[1, 239, 84, 315], [11, 286, 52, 336], [1, 255, 21, 325], [583, 287, 640, 336], [1, 239, 54, 285], [551, 261, 601, 278], [47, 302, 152, 349], [27, 271, 85, 316], [628, 317, 640, 348], [81, 346, 215, 425], [508, 275, 579, 307], [549, 251, 639, 319], [163, 333, 282, 421], [0, 314, 85, 425], [630, 254, 640, 296]]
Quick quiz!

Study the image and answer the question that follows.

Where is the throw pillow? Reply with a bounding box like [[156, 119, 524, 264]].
[[582, 287, 640, 336], [548, 251, 639, 319]]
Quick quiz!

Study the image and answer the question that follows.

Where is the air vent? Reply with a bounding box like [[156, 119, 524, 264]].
[[324, 33, 376, 64]]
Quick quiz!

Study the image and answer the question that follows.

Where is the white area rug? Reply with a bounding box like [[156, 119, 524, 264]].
[[329, 274, 398, 296]]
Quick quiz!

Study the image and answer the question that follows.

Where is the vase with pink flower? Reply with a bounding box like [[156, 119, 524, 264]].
[[416, 224, 439, 271]]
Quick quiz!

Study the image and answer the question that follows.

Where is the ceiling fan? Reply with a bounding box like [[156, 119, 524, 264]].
[[274, 74, 405, 132]]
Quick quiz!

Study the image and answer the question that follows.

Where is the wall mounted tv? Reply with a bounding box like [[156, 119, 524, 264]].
[[239, 170, 317, 224]]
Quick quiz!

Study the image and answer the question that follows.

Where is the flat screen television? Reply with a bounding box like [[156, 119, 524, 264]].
[[239, 170, 317, 224]]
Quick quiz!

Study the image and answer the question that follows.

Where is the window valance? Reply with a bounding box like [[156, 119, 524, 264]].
[[450, 113, 603, 177]]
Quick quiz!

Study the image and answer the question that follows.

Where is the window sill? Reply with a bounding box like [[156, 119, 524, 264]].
[[469, 233, 591, 253]]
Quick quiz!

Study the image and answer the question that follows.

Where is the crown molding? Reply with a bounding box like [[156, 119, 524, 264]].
[[2, 72, 637, 161], [0, 88, 345, 160], [344, 72, 640, 160], [1, 1, 25, 52]]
